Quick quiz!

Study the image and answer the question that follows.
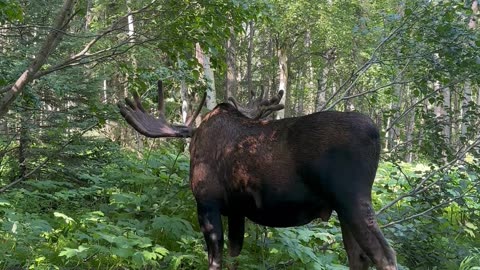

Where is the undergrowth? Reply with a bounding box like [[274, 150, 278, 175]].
[[0, 141, 479, 269]]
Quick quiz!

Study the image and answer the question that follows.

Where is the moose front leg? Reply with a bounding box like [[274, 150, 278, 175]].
[[197, 202, 224, 270]]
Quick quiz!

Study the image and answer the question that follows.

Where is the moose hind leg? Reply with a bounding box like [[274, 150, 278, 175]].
[[339, 216, 370, 270], [337, 200, 397, 270], [197, 203, 224, 270]]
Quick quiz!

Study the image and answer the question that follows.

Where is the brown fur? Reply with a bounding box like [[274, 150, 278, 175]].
[[188, 103, 397, 270], [119, 92, 397, 270]]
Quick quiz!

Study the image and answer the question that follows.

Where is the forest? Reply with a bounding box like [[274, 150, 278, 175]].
[[0, 0, 479, 269]]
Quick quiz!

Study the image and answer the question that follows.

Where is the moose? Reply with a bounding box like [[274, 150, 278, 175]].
[[118, 80, 397, 270]]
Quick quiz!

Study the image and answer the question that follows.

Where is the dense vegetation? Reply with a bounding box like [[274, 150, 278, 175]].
[[1, 0, 479, 269]]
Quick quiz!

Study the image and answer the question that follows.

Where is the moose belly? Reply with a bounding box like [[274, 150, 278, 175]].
[[237, 190, 332, 227], [246, 204, 332, 227]]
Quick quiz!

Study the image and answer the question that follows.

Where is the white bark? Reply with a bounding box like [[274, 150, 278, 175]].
[[469, 0, 478, 29], [226, 27, 237, 100], [181, 79, 188, 124], [246, 21, 255, 98], [85, 0, 92, 30], [276, 48, 288, 119], [127, 1, 135, 41], [442, 86, 451, 142], [461, 81, 472, 137], [477, 86, 480, 106], [195, 43, 216, 110], [103, 79, 107, 103], [315, 69, 328, 112]]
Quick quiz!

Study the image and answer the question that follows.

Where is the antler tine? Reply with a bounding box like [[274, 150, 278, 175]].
[[252, 90, 284, 119], [256, 85, 265, 102], [157, 80, 165, 115], [186, 92, 207, 127], [125, 96, 137, 110], [254, 104, 285, 120], [117, 80, 199, 138], [229, 89, 284, 120], [132, 92, 146, 113], [228, 96, 240, 109], [257, 89, 283, 107]]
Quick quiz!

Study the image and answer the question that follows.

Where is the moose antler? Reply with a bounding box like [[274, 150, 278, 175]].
[[118, 80, 206, 138], [228, 87, 284, 119]]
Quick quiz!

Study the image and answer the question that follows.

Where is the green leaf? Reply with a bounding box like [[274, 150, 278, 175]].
[[132, 251, 145, 266], [59, 245, 89, 259], [54, 212, 76, 225], [0, 199, 11, 207], [111, 247, 134, 258], [464, 221, 478, 231], [153, 245, 169, 257]]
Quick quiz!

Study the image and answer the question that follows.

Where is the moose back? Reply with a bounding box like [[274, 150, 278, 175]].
[[118, 81, 397, 270]]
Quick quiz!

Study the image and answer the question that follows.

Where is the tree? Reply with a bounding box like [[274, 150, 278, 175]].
[[0, 0, 76, 117]]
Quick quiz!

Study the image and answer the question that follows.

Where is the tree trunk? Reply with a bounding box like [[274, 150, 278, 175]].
[[315, 48, 336, 112], [304, 30, 314, 115], [477, 85, 480, 106], [343, 79, 355, 112], [0, 0, 76, 118], [246, 21, 255, 99], [297, 80, 305, 116], [127, 0, 135, 41], [276, 47, 288, 119], [17, 108, 29, 180], [85, 0, 92, 31], [181, 79, 189, 124], [125, 0, 142, 152], [461, 81, 472, 137], [405, 91, 416, 163], [469, 0, 478, 29], [195, 43, 217, 110], [225, 27, 237, 101], [442, 86, 451, 143], [267, 35, 277, 99], [433, 81, 451, 144], [315, 77, 326, 112], [386, 81, 404, 150]]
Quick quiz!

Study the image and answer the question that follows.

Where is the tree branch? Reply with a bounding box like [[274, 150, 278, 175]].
[[0, 2, 161, 96], [381, 182, 479, 228], [321, 7, 421, 111], [377, 136, 480, 215], [385, 80, 459, 132], [0, 0, 77, 117]]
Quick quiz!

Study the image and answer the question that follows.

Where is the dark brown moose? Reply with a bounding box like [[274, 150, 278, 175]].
[[118, 81, 397, 270]]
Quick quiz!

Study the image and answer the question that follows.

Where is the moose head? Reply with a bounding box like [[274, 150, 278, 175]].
[[118, 80, 397, 270]]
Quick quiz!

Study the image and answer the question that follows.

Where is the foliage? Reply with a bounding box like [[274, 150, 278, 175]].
[[0, 0, 22, 23], [1, 143, 479, 269], [1, 143, 203, 269], [1, 0, 480, 269]]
